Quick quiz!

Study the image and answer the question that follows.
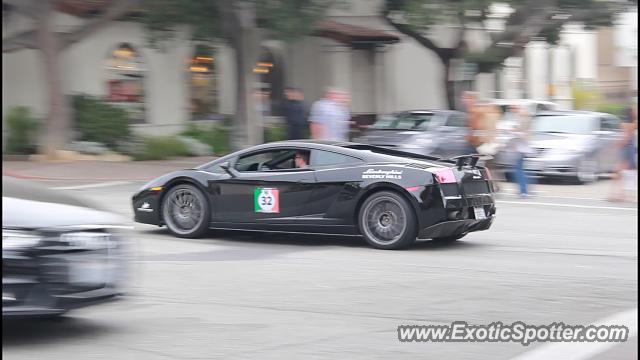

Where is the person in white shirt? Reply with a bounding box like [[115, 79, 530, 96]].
[[309, 87, 350, 141]]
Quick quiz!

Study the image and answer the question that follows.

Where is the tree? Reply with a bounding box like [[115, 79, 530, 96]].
[[140, 0, 333, 149], [382, 0, 635, 109], [3, 0, 140, 158]]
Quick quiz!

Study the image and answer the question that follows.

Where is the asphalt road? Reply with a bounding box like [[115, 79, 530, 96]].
[[3, 180, 638, 360]]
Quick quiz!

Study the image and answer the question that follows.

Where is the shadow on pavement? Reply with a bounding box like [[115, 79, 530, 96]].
[[138, 227, 486, 252], [2, 316, 118, 347]]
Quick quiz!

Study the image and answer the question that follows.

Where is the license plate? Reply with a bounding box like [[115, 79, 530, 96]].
[[61, 232, 111, 250], [69, 254, 109, 284], [473, 207, 487, 220]]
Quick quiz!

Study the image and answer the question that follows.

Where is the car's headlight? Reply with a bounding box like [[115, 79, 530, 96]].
[[2, 229, 42, 250]]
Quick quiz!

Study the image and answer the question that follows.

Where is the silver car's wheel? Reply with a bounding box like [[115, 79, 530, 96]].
[[577, 159, 597, 184], [162, 184, 209, 237], [359, 191, 417, 250]]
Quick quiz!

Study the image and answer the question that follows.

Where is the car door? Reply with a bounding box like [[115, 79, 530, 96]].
[[211, 148, 316, 224], [304, 149, 364, 225], [597, 115, 623, 172]]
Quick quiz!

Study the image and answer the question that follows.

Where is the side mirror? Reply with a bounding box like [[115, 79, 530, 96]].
[[219, 161, 236, 177]]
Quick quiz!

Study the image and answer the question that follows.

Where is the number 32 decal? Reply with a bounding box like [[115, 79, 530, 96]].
[[254, 188, 280, 213]]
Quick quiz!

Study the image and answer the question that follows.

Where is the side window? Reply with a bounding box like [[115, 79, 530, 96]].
[[235, 149, 291, 172], [203, 164, 226, 174], [537, 103, 552, 112], [446, 115, 467, 127], [311, 150, 361, 167], [601, 116, 620, 131]]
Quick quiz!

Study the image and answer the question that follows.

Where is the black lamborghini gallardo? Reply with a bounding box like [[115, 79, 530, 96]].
[[132, 141, 496, 249]]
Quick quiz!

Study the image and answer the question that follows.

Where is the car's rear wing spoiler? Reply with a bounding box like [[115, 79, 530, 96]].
[[449, 154, 493, 170]]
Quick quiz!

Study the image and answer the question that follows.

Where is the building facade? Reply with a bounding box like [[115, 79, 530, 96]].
[[2, 1, 637, 141]]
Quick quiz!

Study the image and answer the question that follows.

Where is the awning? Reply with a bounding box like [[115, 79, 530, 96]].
[[314, 20, 400, 49]]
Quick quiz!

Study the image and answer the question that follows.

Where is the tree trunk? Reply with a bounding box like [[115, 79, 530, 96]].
[[225, 3, 261, 150], [36, 1, 71, 159], [231, 32, 249, 151], [443, 57, 456, 110]]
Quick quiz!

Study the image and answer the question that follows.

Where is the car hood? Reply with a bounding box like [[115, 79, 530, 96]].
[[2, 177, 125, 229], [356, 129, 425, 145], [528, 132, 593, 150]]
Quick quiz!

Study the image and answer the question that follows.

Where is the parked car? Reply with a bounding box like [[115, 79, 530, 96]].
[[2, 177, 130, 317], [494, 111, 623, 183], [353, 110, 469, 158], [490, 99, 558, 116]]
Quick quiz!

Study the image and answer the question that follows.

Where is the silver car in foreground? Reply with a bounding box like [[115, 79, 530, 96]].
[[495, 111, 623, 183], [3, 177, 130, 317]]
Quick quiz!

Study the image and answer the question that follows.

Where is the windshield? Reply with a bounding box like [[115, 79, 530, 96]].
[[371, 113, 440, 130], [530, 115, 596, 135]]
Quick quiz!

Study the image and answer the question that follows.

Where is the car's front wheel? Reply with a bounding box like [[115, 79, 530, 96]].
[[162, 184, 210, 238], [576, 158, 598, 184], [358, 191, 417, 250]]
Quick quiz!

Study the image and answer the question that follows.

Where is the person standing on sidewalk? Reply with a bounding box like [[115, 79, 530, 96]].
[[608, 103, 637, 202], [510, 105, 533, 198], [309, 87, 350, 141], [283, 87, 307, 140], [462, 91, 483, 154]]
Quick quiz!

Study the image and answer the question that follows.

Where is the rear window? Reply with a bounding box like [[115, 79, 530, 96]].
[[531, 115, 597, 135], [311, 150, 361, 166], [371, 112, 441, 130]]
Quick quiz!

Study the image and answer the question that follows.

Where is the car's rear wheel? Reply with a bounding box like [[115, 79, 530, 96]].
[[358, 191, 417, 250], [162, 184, 210, 238]]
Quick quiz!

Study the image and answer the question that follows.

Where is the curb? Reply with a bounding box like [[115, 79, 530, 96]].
[[3, 171, 150, 182]]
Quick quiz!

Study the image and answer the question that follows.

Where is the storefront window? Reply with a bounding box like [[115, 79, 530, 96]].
[[253, 48, 284, 117], [189, 46, 218, 120], [105, 43, 146, 123]]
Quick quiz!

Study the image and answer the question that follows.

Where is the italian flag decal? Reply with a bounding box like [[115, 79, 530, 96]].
[[254, 188, 280, 213]]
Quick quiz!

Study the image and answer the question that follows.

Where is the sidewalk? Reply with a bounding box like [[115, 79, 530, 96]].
[[2, 156, 214, 181]]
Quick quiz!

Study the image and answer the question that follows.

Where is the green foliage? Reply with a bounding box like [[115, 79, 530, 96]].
[[133, 136, 190, 161], [264, 124, 288, 142], [256, 0, 333, 42], [596, 103, 627, 117], [4, 106, 39, 155], [180, 122, 231, 155], [140, 0, 222, 48], [572, 85, 600, 110], [385, 0, 632, 72], [72, 95, 131, 148], [139, 0, 333, 47]]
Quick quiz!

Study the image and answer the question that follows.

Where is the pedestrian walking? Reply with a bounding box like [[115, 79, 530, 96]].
[[509, 105, 533, 198], [309, 87, 350, 141], [283, 87, 307, 140], [608, 103, 638, 202]]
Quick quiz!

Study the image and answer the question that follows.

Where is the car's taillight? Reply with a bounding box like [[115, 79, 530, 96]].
[[434, 169, 457, 184]]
